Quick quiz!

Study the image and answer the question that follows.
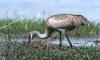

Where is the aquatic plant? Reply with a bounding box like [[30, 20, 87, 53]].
[[0, 41, 100, 60]]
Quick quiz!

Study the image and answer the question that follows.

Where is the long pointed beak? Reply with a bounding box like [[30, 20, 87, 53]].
[[28, 33, 33, 40], [26, 33, 33, 48]]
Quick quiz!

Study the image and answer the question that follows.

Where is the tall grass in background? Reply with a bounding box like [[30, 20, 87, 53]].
[[70, 22, 100, 37], [0, 18, 100, 36], [0, 18, 45, 34]]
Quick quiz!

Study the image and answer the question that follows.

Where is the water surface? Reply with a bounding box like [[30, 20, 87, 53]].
[[0, 34, 100, 47], [50, 37, 100, 47]]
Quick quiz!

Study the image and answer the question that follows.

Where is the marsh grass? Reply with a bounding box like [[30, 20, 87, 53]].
[[0, 19, 45, 34], [0, 41, 100, 60], [0, 19, 100, 36], [0, 18, 100, 60]]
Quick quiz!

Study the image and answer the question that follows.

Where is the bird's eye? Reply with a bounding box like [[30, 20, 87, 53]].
[[33, 34, 38, 38]]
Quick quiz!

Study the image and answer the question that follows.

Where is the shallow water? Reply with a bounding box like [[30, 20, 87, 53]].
[[0, 34, 100, 47], [13, 36, 100, 47], [50, 37, 100, 47]]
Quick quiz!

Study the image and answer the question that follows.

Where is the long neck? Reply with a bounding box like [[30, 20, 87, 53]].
[[37, 27, 53, 39]]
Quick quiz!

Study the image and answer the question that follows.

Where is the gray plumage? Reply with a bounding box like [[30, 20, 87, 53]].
[[28, 13, 90, 48]]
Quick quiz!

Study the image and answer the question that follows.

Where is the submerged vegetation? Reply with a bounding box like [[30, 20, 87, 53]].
[[0, 41, 100, 60], [0, 18, 100, 36]]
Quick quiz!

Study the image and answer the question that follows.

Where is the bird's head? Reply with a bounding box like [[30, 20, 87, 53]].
[[28, 31, 38, 40], [26, 31, 38, 48]]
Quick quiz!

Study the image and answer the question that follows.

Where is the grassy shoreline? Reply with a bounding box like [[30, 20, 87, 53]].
[[0, 41, 100, 60]]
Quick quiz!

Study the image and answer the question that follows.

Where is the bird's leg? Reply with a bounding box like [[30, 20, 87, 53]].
[[59, 32, 62, 49], [65, 33, 73, 48]]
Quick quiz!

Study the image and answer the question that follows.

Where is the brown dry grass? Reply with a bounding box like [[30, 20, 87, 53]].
[[29, 39, 49, 49]]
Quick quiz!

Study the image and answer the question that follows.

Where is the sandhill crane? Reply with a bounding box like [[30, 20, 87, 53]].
[[27, 13, 90, 48]]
